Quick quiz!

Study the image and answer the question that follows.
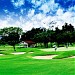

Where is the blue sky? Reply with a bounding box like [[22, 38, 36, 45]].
[[0, 0, 75, 31]]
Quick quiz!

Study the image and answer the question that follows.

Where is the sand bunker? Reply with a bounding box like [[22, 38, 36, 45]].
[[33, 55, 57, 59], [11, 52, 26, 55], [29, 52, 34, 54], [0, 54, 4, 56], [11, 52, 34, 55], [68, 56, 75, 58]]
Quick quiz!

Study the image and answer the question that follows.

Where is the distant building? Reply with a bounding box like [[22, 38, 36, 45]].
[[20, 40, 35, 48]]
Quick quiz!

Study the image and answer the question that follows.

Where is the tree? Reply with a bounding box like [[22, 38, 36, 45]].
[[0, 36, 7, 46], [62, 23, 74, 32], [70, 31, 75, 44], [7, 32, 20, 51], [61, 23, 74, 47], [47, 30, 55, 47], [55, 27, 63, 47], [33, 33, 43, 47], [55, 27, 61, 34], [21, 27, 46, 41], [55, 23, 74, 47], [0, 27, 23, 36], [33, 31, 49, 48], [0, 27, 23, 48]]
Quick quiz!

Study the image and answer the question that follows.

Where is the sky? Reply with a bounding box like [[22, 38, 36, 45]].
[[0, 0, 75, 31]]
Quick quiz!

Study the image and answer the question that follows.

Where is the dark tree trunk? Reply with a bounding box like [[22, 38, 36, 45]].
[[70, 43, 73, 46], [50, 43, 53, 48], [57, 43, 60, 47], [36, 43, 37, 47], [40, 43, 42, 47], [13, 45, 16, 51], [44, 42, 48, 48], [44, 43, 46, 48], [65, 43, 68, 48], [46, 43, 48, 48]]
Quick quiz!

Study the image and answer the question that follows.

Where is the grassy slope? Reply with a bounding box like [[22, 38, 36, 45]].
[[0, 55, 75, 75], [0, 46, 75, 75]]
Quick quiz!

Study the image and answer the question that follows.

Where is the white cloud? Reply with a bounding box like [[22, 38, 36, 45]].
[[31, 0, 36, 4], [68, 5, 75, 12], [39, 0, 59, 14], [0, 0, 75, 31], [54, 9, 75, 29], [39, 4, 49, 14], [0, 8, 75, 31], [31, 0, 46, 7], [56, 9, 64, 16], [27, 9, 35, 18], [11, 0, 25, 8], [20, 9, 24, 14], [3, 9, 9, 13], [29, 7, 75, 30]]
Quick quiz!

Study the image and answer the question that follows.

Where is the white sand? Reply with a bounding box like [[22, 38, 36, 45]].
[[0, 54, 4, 56], [11, 52, 34, 55], [11, 52, 26, 55], [29, 52, 34, 54], [32, 55, 57, 59], [68, 56, 75, 58]]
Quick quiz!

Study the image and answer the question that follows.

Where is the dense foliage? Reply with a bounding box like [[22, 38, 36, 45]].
[[21, 23, 75, 48], [0, 27, 22, 51], [0, 23, 75, 48]]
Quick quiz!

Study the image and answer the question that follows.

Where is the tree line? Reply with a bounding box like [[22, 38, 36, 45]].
[[0, 23, 75, 51], [21, 23, 75, 48]]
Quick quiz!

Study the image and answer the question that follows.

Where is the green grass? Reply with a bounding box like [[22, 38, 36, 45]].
[[53, 50, 75, 59], [0, 56, 75, 75], [0, 46, 75, 75]]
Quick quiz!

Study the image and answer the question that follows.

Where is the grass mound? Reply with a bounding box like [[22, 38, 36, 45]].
[[53, 50, 75, 59]]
